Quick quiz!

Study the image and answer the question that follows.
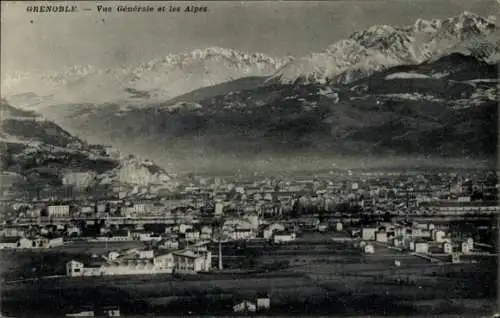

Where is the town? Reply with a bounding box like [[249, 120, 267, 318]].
[[0, 167, 498, 316]]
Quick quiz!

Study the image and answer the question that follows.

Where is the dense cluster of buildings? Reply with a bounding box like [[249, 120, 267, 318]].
[[0, 169, 497, 277], [357, 221, 476, 257]]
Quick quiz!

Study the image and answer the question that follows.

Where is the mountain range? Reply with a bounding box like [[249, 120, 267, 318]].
[[2, 12, 498, 173], [4, 47, 291, 104]]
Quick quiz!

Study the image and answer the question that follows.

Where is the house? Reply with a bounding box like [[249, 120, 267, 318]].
[[65, 307, 120, 317], [256, 293, 271, 311], [173, 249, 211, 274], [375, 231, 388, 243], [17, 236, 64, 249], [461, 242, 471, 254], [185, 229, 200, 242], [262, 223, 285, 240], [361, 227, 378, 241], [153, 251, 175, 273], [223, 218, 253, 232], [230, 228, 255, 241], [178, 223, 193, 234], [0, 226, 27, 237], [66, 225, 81, 237], [335, 222, 343, 232], [215, 202, 225, 215], [88, 229, 132, 242], [414, 241, 429, 254], [67, 249, 176, 277], [392, 237, 403, 248], [233, 301, 256, 313], [159, 239, 179, 250], [443, 242, 453, 254], [432, 230, 446, 243], [273, 231, 296, 244], [80, 205, 94, 215], [465, 237, 474, 249], [200, 225, 213, 240], [296, 217, 320, 230], [318, 223, 329, 232], [364, 244, 375, 254], [107, 251, 120, 261]]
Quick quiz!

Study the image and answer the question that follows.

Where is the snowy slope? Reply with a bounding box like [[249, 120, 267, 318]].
[[4, 47, 292, 105], [270, 12, 497, 85]]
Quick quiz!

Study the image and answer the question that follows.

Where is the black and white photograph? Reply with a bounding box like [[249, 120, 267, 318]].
[[0, 1, 499, 317]]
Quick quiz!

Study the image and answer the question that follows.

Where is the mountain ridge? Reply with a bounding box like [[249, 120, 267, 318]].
[[269, 12, 497, 85], [31, 52, 498, 173], [4, 47, 292, 105]]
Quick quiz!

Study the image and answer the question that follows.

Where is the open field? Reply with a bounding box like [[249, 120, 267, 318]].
[[1, 231, 497, 316], [0, 241, 146, 280]]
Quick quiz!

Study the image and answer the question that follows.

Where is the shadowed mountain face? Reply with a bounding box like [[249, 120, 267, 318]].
[[33, 52, 498, 173]]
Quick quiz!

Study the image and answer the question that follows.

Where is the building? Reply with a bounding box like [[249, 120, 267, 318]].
[[414, 241, 430, 253], [465, 237, 474, 249], [443, 242, 453, 254], [256, 293, 271, 311], [173, 249, 211, 274], [432, 230, 446, 243], [262, 223, 285, 240], [65, 306, 120, 317], [131, 230, 161, 242], [461, 242, 471, 254], [0, 226, 27, 237], [335, 222, 343, 232], [273, 231, 296, 244], [215, 202, 225, 215], [66, 225, 81, 237], [66, 248, 178, 277], [230, 228, 255, 241], [233, 301, 256, 313], [363, 244, 375, 254], [16, 236, 64, 249], [185, 229, 200, 242], [178, 223, 193, 234], [47, 204, 70, 217], [0, 237, 19, 249], [422, 201, 500, 215], [200, 225, 213, 240], [392, 237, 403, 248], [361, 227, 378, 241], [153, 251, 175, 273], [158, 239, 179, 250], [87, 229, 132, 242], [318, 223, 329, 232], [375, 231, 388, 243]]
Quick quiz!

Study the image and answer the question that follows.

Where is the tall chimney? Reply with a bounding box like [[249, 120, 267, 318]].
[[218, 222, 223, 270]]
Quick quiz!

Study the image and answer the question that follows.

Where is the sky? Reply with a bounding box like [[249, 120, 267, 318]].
[[1, 0, 498, 73]]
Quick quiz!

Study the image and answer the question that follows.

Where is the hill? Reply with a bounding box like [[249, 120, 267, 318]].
[[0, 100, 176, 199]]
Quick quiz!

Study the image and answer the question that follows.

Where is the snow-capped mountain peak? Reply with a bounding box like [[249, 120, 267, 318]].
[[4, 47, 293, 105], [270, 11, 497, 85]]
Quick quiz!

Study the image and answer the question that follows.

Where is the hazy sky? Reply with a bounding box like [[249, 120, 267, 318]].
[[1, 0, 498, 73]]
